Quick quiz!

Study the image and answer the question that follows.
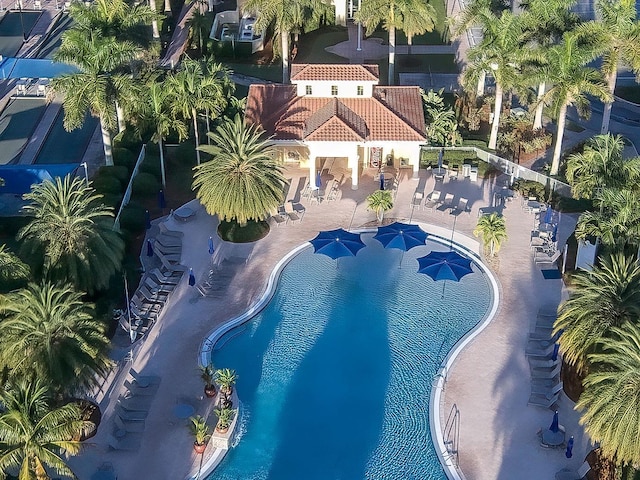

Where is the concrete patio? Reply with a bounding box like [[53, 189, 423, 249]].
[[69, 162, 587, 480]]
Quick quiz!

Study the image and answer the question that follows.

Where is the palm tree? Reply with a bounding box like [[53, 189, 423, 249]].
[[574, 189, 640, 248], [519, 0, 580, 129], [540, 32, 611, 175], [69, 0, 161, 43], [0, 378, 91, 480], [193, 115, 287, 224], [555, 253, 640, 373], [17, 175, 124, 293], [577, 321, 640, 465], [136, 79, 189, 187], [566, 134, 640, 199], [243, 0, 331, 84], [473, 213, 507, 256], [188, 10, 210, 55], [576, 0, 640, 134], [52, 29, 140, 166], [366, 190, 394, 224], [0, 245, 30, 284], [215, 368, 238, 395], [355, 0, 437, 85], [0, 283, 112, 396], [167, 58, 231, 165]]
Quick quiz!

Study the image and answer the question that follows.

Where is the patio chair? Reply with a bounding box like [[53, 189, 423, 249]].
[[154, 243, 182, 257], [528, 392, 560, 408], [136, 286, 168, 305], [556, 462, 592, 480], [114, 415, 145, 433], [156, 251, 186, 272], [439, 193, 455, 213], [529, 357, 561, 369], [154, 234, 182, 248], [270, 207, 287, 227], [123, 379, 158, 397], [142, 277, 174, 295], [411, 191, 424, 209], [117, 395, 153, 412], [148, 268, 182, 285], [107, 433, 142, 452], [423, 191, 442, 212], [530, 364, 561, 380], [531, 381, 563, 398], [284, 202, 303, 223], [450, 198, 469, 216], [115, 405, 148, 421], [159, 223, 184, 238], [535, 249, 561, 266], [129, 298, 161, 318], [526, 342, 559, 358], [528, 329, 563, 348], [129, 368, 161, 387]]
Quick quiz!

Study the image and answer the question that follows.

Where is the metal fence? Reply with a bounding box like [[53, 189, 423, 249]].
[[421, 146, 572, 197], [113, 144, 146, 230]]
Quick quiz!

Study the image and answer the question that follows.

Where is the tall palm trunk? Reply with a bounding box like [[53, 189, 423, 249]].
[[192, 107, 201, 165], [150, 0, 160, 39], [550, 102, 568, 175], [100, 117, 114, 166], [115, 101, 125, 133], [281, 30, 290, 84], [476, 70, 486, 97], [164, 0, 171, 13], [488, 82, 502, 149], [388, 26, 396, 85], [533, 81, 545, 130], [408, 35, 412, 55], [601, 71, 617, 134], [158, 134, 166, 187]]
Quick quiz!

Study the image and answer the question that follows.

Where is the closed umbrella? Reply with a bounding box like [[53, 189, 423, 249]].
[[310, 228, 366, 260], [146, 239, 154, 257], [565, 436, 574, 458], [438, 148, 444, 168], [551, 223, 558, 243], [188, 268, 196, 286], [544, 207, 554, 225], [145, 210, 151, 230], [158, 189, 166, 210], [315, 171, 322, 189], [550, 410, 559, 433], [208, 236, 215, 255], [551, 343, 560, 361], [380, 172, 385, 190]]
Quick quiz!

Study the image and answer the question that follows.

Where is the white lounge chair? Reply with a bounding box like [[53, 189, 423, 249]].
[[423, 191, 441, 211], [531, 381, 563, 398], [535, 249, 561, 266], [114, 415, 145, 433], [529, 357, 561, 369], [107, 433, 142, 451], [439, 193, 455, 213], [129, 368, 161, 388], [526, 342, 559, 358], [142, 277, 174, 295], [531, 364, 561, 380], [284, 202, 303, 223], [123, 379, 158, 397], [115, 405, 147, 421], [555, 462, 591, 480], [528, 392, 560, 408], [159, 223, 183, 238], [270, 207, 287, 226], [154, 234, 182, 248], [411, 191, 423, 209], [450, 197, 469, 216], [148, 268, 182, 285]]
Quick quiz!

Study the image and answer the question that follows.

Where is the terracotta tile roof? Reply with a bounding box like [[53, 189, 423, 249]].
[[290, 64, 379, 82], [304, 98, 368, 140], [245, 84, 426, 142]]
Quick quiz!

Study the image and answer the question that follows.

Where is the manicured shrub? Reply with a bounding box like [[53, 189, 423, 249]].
[[132, 172, 160, 197], [92, 174, 123, 195], [139, 155, 162, 178], [98, 165, 129, 184], [118, 202, 146, 233], [98, 193, 122, 209], [113, 147, 137, 172]]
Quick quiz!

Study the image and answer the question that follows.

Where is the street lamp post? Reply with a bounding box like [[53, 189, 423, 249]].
[[80, 162, 89, 185], [357, 22, 362, 51]]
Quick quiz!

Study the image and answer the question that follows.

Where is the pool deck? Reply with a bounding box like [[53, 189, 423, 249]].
[[69, 163, 588, 480]]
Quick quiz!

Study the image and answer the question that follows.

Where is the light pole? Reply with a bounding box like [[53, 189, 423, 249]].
[[80, 162, 89, 185], [17, 0, 27, 41]]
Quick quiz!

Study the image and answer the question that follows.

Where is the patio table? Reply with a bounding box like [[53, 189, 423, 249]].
[[541, 428, 565, 447], [432, 167, 447, 180], [174, 206, 195, 222]]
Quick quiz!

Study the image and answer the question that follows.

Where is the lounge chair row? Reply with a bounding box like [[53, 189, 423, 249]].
[[528, 310, 563, 409], [271, 203, 305, 226], [411, 190, 470, 215]]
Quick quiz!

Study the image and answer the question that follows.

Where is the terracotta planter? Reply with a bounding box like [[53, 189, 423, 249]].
[[194, 442, 206, 454], [204, 385, 216, 398], [215, 425, 229, 434]]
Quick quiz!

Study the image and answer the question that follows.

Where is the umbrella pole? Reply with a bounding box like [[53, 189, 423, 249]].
[[399, 251, 404, 269], [441, 280, 446, 298]]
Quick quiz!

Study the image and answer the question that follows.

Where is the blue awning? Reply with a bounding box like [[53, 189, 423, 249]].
[[0, 164, 79, 194], [0, 57, 78, 80]]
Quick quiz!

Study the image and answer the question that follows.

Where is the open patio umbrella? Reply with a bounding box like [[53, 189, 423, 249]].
[[565, 436, 574, 458], [208, 236, 215, 255], [417, 251, 473, 282], [310, 228, 366, 260], [550, 410, 559, 433], [188, 268, 196, 286], [374, 222, 427, 251], [146, 239, 154, 257]]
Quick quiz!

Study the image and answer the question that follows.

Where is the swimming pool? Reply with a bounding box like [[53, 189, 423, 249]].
[[33, 108, 98, 165], [0, 11, 41, 57], [0, 97, 46, 165], [206, 233, 495, 480]]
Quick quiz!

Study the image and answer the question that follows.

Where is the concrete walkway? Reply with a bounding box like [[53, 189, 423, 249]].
[[69, 163, 588, 480]]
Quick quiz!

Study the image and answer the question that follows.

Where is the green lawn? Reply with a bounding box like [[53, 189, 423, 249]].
[[369, 0, 450, 45], [295, 26, 349, 64], [225, 63, 283, 83]]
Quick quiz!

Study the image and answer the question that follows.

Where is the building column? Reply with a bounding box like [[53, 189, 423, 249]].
[[335, 0, 347, 26], [348, 150, 359, 190], [412, 143, 421, 179]]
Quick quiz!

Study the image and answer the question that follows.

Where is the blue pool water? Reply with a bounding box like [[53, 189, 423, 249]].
[[208, 234, 493, 480]]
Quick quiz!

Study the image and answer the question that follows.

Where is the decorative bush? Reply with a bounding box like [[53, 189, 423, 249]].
[[113, 147, 137, 172], [92, 173, 123, 195], [512, 179, 545, 199], [132, 172, 160, 197], [118, 203, 146, 233], [98, 165, 129, 184], [139, 155, 162, 178]]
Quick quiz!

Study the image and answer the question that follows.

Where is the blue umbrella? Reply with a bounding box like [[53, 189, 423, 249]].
[[310, 228, 366, 259], [380, 172, 385, 190], [551, 223, 558, 243], [544, 207, 554, 225], [551, 343, 560, 361], [417, 251, 473, 282], [145, 210, 151, 230], [188, 268, 196, 286], [550, 410, 559, 433], [315, 171, 322, 189], [438, 148, 444, 168], [565, 436, 574, 458], [146, 239, 154, 257], [158, 189, 166, 210], [208, 236, 215, 255], [374, 222, 427, 251]]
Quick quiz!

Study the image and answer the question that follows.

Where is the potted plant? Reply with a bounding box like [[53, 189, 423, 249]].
[[200, 363, 217, 398], [215, 368, 238, 396], [214, 407, 235, 434], [190, 415, 211, 454]]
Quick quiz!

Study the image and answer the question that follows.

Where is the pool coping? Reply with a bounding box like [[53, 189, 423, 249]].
[[194, 224, 497, 480]]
